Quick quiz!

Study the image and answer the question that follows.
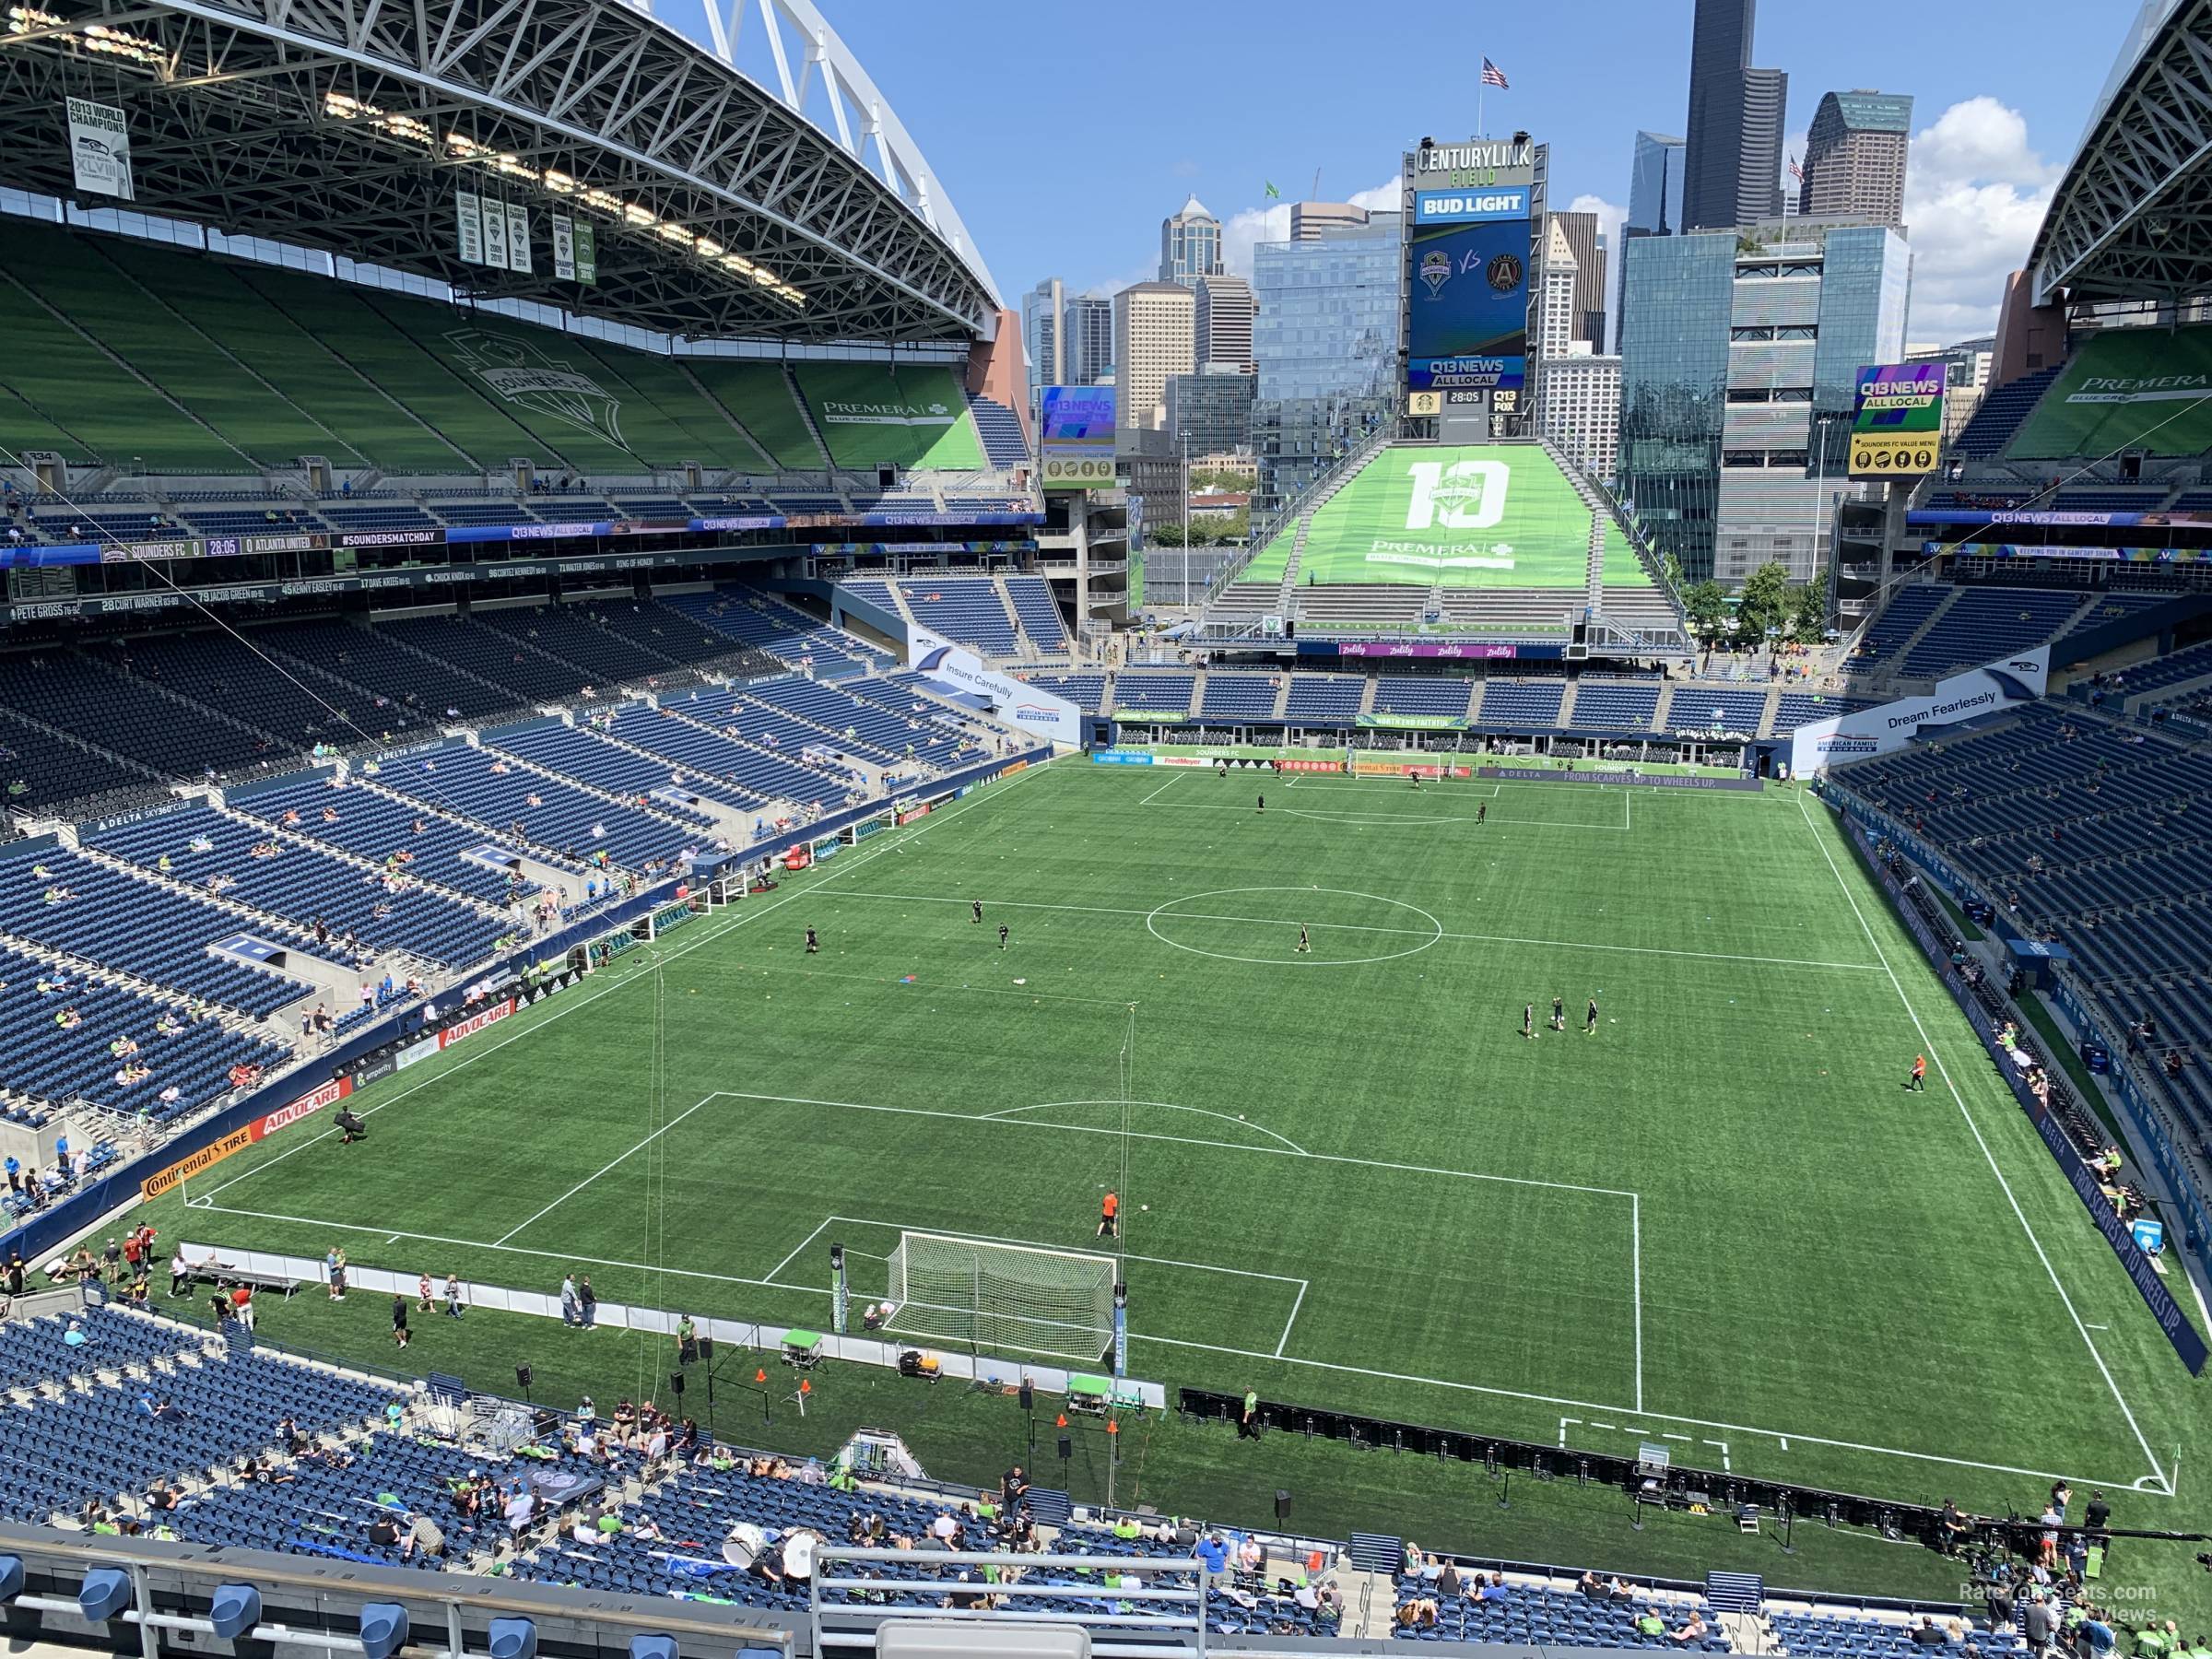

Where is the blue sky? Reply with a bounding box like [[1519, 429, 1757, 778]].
[[679, 0, 2112, 346]]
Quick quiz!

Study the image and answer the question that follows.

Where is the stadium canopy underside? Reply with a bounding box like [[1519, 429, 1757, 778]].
[[0, 0, 997, 342], [2033, 0, 2212, 306]]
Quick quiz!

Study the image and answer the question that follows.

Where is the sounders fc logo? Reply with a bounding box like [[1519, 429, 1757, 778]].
[[444, 327, 626, 448], [1419, 250, 1453, 297]]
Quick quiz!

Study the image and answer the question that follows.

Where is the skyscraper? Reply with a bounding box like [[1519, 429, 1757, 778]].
[[1627, 133, 1686, 238], [1195, 274, 1256, 372], [1112, 280, 1195, 441], [1159, 197, 1224, 287], [1682, 0, 1786, 230], [1252, 212, 1402, 512], [1618, 218, 1911, 583], [1290, 201, 1371, 241], [1550, 211, 1608, 349], [1740, 66, 1789, 221], [1063, 296, 1114, 385], [1798, 90, 1914, 224], [1682, 0, 1753, 230], [1022, 278, 1064, 406], [1539, 219, 1580, 359]]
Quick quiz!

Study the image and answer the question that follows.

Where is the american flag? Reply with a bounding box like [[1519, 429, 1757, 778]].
[[1481, 56, 1510, 88], [1789, 154, 1805, 183]]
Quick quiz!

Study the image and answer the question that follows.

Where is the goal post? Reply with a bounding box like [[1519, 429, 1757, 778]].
[[881, 1231, 1117, 1363]]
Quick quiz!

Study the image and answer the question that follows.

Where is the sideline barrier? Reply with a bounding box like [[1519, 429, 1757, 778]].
[[1478, 765, 1764, 791], [174, 1241, 1167, 1409], [2, 747, 1050, 1268]]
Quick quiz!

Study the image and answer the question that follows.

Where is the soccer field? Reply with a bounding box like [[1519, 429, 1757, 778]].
[[152, 759, 2201, 1518]]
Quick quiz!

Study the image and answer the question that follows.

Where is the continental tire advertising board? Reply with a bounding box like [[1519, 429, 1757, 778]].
[[140, 1077, 353, 1199]]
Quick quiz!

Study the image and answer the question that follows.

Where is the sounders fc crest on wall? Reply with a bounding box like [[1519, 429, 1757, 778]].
[[444, 328, 625, 449]]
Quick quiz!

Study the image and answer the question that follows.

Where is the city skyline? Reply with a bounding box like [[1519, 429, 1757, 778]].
[[782, 0, 2082, 347]]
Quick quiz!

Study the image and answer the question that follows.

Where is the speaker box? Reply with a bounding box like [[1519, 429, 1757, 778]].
[[1057, 1434, 1073, 1460], [695, 1335, 715, 1361], [1274, 1489, 1290, 1521], [1018, 1380, 1034, 1411]]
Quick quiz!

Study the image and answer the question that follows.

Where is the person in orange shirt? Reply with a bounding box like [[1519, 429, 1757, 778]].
[[1097, 1190, 1119, 1239], [1909, 1054, 1927, 1093]]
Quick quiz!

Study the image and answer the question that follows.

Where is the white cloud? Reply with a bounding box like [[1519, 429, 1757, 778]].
[[1220, 175, 1399, 276], [1567, 193, 1627, 257], [1903, 97, 2060, 342]]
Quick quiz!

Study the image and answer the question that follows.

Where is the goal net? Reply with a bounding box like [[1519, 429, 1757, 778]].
[[883, 1231, 1116, 1362]]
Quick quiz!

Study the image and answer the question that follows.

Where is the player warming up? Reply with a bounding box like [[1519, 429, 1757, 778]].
[[804, 926, 819, 956], [1909, 1053, 1926, 1092], [1584, 996, 1599, 1035], [971, 900, 982, 924], [1297, 924, 1312, 955], [1256, 793, 1265, 813], [1477, 801, 1488, 825], [1097, 1189, 1119, 1238], [1522, 1003, 1535, 1041], [997, 923, 1010, 950]]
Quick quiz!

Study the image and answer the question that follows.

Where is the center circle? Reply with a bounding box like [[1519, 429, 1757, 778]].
[[1145, 886, 1444, 967]]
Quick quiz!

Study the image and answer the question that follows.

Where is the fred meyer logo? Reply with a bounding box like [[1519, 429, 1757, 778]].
[[1414, 187, 1530, 224]]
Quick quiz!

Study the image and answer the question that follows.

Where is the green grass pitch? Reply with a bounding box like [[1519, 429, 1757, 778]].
[[149, 759, 2205, 1529]]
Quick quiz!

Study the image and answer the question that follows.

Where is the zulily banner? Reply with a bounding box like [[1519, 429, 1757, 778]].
[[908, 627, 1082, 746], [1407, 217, 1529, 394], [1790, 650, 2052, 775]]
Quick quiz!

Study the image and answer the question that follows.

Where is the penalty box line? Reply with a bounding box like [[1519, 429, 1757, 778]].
[[177, 1185, 2164, 1498], [709, 1087, 1643, 1416]]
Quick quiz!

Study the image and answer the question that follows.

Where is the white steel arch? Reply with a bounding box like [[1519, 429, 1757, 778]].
[[699, 0, 1001, 309]]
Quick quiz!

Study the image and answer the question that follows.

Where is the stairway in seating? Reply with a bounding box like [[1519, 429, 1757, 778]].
[[1277, 518, 1311, 616], [1585, 520, 1606, 614], [1881, 585, 1965, 674], [1554, 679, 1580, 728], [781, 363, 838, 473]]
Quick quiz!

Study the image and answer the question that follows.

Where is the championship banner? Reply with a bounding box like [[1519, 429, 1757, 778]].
[[505, 202, 533, 275], [455, 190, 485, 265], [65, 97, 133, 200], [482, 198, 511, 270], [573, 221, 597, 285], [551, 213, 576, 281]]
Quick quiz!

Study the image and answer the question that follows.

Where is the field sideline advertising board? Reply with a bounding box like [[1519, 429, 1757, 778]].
[[140, 1077, 353, 1198], [906, 626, 1083, 746], [1847, 363, 1945, 480], [1039, 384, 1116, 490], [1790, 650, 2051, 775]]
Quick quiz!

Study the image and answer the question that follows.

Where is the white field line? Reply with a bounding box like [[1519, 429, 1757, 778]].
[[1631, 1193, 1644, 1417], [1138, 773, 1182, 806], [765, 1217, 835, 1286], [830, 890, 1886, 974], [186, 762, 1054, 1205], [813, 1212, 1308, 1288], [1793, 792, 2169, 1491], [491, 1095, 712, 1245], [980, 1099, 1309, 1156], [1276, 1279, 1310, 1359], [704, 1089, 1641, 1200], [1152, 798, 1631, 830]]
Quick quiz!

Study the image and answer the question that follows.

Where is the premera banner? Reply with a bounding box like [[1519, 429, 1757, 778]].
[[1407, 218, 1529, 394], [908, 627, 1082, 746], [1790, 650, 2052, 775], [1040, 385, 1117, 491], [1847, 363, 1945, 480]]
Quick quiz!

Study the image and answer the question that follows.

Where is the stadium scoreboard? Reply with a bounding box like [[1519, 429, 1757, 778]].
[[1847, 363, 1946, 480], [1403, 135, 1540, 438]]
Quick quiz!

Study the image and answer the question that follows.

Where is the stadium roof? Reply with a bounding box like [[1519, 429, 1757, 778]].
[[2030, 0, 2212, 306], [0, 0, 999, 342]]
